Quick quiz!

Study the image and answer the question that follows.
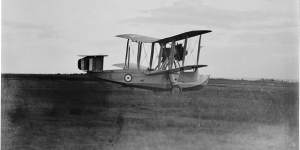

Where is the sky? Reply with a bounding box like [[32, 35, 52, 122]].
[[2, 0, 299, 80]]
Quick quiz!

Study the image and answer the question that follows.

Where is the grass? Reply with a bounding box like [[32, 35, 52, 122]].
[[1, 74, 298, 150]]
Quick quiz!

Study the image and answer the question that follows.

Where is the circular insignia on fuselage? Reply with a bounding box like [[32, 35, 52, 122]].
[[124, 73, 132, 82]]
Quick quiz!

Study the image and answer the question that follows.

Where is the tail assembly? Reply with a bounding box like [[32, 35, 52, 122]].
[[77, 55, 108, 72]]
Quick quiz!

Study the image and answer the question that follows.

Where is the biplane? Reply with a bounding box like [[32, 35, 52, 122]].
[[78, 30, 211, 92]]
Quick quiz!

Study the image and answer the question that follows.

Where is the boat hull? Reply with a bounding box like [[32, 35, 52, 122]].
[[88, 69, 209, 91]]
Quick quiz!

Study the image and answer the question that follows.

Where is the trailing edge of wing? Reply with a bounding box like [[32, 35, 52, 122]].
[[145, 65, 207, 75]]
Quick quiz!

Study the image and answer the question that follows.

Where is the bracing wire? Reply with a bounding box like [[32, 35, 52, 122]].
[[185, 38, 198, 65], [141, 44, 148, 66]]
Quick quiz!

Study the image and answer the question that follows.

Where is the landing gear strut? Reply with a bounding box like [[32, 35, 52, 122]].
[[171, 85, 182, 94]]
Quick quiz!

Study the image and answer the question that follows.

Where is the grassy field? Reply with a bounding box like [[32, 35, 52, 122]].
[[1, 74, 298, 150]]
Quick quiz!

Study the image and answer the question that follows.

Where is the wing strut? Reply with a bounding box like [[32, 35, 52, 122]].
[[149, 43, 155, 69], [182, 38, 187, 67], [124, 39, 130, 69], [137, 42, 142, 70], [196, 35, 202, 67], [156, 43, 164, 69], [169, 41, 176, 69]]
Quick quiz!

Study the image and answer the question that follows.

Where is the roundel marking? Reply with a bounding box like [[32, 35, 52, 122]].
[[124, 74, 133, 82]]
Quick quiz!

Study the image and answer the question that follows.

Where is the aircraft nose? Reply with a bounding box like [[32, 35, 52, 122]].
[[198, 74, 210, 85]]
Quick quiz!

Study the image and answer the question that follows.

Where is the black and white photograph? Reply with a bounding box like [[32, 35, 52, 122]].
[[1, 0, 299, 149]]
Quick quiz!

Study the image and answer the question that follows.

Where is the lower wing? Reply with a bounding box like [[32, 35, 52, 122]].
[[145, 65, 207, 75]]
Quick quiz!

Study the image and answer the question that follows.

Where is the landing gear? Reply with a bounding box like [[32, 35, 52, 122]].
[[171, 86, 182, 94]]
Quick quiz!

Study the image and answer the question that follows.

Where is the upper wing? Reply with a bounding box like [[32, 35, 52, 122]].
[[78, 54, 108, 57], [145, 65, 207, 75], [155, 30, 211, 43], [116, 30, 211, 44], [116, 34, 159, 43]]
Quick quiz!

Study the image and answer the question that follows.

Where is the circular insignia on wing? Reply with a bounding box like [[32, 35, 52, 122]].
[[124, 74, 132, 82]]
